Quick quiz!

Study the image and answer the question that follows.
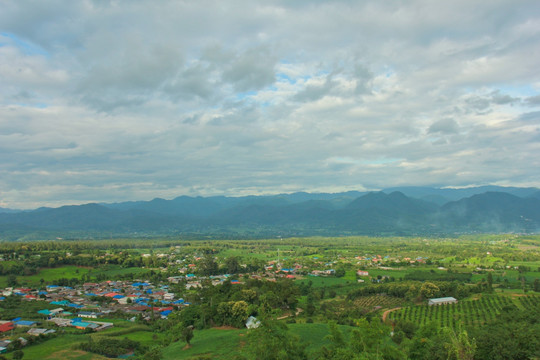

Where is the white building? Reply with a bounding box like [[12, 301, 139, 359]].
[[428, 297, 457, 306]]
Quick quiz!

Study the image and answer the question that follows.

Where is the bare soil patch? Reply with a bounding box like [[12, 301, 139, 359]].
[[47, 350, 106, 359], [382, 307, 401, 324], [212, 325, 237, 330]]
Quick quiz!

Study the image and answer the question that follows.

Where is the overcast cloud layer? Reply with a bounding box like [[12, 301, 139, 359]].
[[1, 1, 540, 209]]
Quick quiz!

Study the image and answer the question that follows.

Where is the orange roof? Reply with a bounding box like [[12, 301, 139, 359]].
[[104, 292, 120, 297]]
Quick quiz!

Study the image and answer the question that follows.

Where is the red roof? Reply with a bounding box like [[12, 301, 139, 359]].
[[131, 306, 149, 311], [155, 307, 173, 312], [0, 322, 14, 333], [104, 292, 120, 298]]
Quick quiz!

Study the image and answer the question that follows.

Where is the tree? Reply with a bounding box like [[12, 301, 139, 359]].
[[12, 350, 24, 360], [181, 325, 194, 346], [225, 257, 240, 274], [420, 282, 440, 299], [244, 319, 307, 359], [486, 272, 493, 292], [200, 254, 219, 276], [334, 267, 346, 278], [7, 274, 17, 287], [472, 305, 539, 360], [139, 346, 162, 360], [443, 325, 476, 360], [305, 295, 316, 316]]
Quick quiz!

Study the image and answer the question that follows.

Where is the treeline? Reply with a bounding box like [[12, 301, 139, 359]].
[[346, 281, 476, 301], [404, 270, 472, 282], [78, 337, 142, 358]]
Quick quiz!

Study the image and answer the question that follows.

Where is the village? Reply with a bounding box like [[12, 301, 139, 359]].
[[0, 247, 444, 355]]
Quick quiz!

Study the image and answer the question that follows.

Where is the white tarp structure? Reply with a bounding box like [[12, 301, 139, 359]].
[[245, 316, 261, 329]]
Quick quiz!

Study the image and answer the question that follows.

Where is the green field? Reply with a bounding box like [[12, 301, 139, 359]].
[[0, 266, 91, 287], [160, 322, 357, 360], [88, 264, 153, 278], [7, 334, 106, 360], [162, 328, 246, 360]]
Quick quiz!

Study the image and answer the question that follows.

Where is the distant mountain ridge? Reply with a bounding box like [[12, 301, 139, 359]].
[[0, 186, 539, 240]]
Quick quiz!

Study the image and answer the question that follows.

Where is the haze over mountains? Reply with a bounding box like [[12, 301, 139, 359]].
[[1, 186, 539, 240]]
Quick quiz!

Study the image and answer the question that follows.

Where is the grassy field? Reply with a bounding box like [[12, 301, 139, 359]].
[[10, 324, 157, 359], [0, 264, 153, 288], [6, 334, 106, 360], [0, 266, 91, 287], [288, 322, 354, 354], [160, 322, 356, 360], [162, 328, 246, 360], [88, 264, 152, 278]]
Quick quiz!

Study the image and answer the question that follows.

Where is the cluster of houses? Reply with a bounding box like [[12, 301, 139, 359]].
[[2, 280, 182, 309], [0, 279, 192, 341], [0, 319, 55, 353]]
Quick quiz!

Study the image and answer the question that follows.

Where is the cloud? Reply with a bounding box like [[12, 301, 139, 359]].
[[1, 0, 540, 208], [525, 95, 540, 106], [428, 118, 460, 134], [221, 47, 278, 92]]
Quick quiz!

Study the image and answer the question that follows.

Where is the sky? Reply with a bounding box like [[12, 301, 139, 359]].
[[1, 1, 540, 209]]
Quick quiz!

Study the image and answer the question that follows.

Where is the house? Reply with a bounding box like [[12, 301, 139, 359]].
[[167, 276, 184, 284], [38, 309, 52, 317], [95, 322, 114, 331], [428, 297, 458, 306], [185, 282, 201, 289], [357, 270, 369, 276], [0, 322, 14, 333], [48, 318, 71, 327], [27, 328, 56, 336], [72, 319, 92, 330], [78, 311, 101, 319], [14, 320, 36, 327], [117, 297, 129, 305]]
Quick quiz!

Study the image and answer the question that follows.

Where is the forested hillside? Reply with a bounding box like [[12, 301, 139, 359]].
[[1, 187, 539, 240]]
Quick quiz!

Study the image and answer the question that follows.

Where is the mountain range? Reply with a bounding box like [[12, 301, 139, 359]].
[[1, 186, 539, 240]]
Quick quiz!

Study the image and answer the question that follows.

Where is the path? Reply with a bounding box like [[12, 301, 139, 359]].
[[382, 307, 401, 324], [277, 307, 304, 320]]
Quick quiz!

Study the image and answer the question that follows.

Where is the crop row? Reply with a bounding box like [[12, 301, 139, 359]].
[[354, 295, 405, 309], [388, 295, 537, 328]]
